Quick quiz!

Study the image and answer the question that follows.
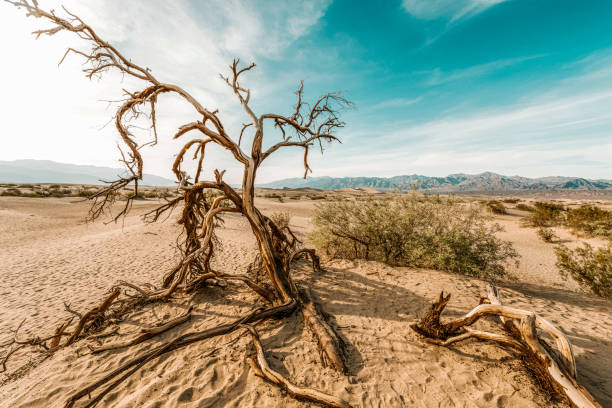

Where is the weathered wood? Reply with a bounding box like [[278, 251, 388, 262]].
[[244, 324, 351, 408], [412, 287, 602, 408]]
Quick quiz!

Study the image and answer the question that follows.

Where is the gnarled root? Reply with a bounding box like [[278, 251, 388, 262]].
[[89, 306, 193, 353], [298, 287, 347, 373], [64, 300, 297, 408], [412, 285, 602, 408], [244, 324, 352, 408], [64, 289, 121, 346]]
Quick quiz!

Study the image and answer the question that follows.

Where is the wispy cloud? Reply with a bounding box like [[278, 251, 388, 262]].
[[369, 97, 423, 111], [420, 54, 546, 85], [402, 0, 509, 23]]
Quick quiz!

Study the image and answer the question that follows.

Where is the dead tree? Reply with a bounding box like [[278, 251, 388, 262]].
[[412, 284, 602, 408], [4, 1, 352, 407]]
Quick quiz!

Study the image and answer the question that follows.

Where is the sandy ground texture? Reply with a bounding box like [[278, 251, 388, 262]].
[[0, 195, 610, 408]]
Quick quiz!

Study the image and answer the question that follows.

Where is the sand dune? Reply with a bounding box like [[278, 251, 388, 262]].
[[0, 196, 610, 407]]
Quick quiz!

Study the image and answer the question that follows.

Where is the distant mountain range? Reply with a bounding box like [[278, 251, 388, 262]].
[[259, 172, 612, 192], [0, 160, 175, 186]]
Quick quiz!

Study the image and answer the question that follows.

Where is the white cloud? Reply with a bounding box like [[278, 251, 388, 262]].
[[402, 0, 509, 22], [0, 0, 331, 184]]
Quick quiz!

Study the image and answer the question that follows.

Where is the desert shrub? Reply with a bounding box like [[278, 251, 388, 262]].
[[486, 200, 507, 215], [0, 188, 20, 196], [270, 211, 291, 229], [124, 191, 146, 199], [143, 191, 161, 198], [565, 205, 612, 241], [49, 184, 61, 189], [309, 195, 326, 200], [502, 198, 520, 204], [78, 188, 95, 197], [522, 201, 565, 227], [516, 203, 535, 212], [49, 189, 67, 197], [537, 227, 557, 243], [555, 243, 611, 298], [310, 194, 519, 279]]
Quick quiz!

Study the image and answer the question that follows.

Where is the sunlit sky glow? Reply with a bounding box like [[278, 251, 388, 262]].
[[2, 0, 612, 183]]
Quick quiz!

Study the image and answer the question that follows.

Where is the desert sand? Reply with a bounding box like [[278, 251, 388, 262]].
[[0, 194, 610, 407]]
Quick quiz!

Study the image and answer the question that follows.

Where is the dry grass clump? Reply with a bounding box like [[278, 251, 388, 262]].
[[486, 200, 507, 215], [262, 192, 284, 202], [521, 202, 612, 242], [516, 203, 535, 212], [555, 243, 612, 298], [0, 187, 22, 196], [311, 194, 519, 279], [565, 205, 612, 241], [521, 201, 565, 227], [537, 227, 558, 243], [270, 211, 291, 229], [502, 198, 520, 204]]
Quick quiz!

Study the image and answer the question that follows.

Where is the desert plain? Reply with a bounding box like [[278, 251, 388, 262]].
[[0, 187, 610, 408]]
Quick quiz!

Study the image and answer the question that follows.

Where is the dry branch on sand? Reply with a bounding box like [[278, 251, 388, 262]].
[[412, 284, 602, 408], [3, 1, 352, 407]]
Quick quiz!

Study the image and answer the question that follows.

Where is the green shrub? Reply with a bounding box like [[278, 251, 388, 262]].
[[537, 227, 557, 243], [555, 243, 611, 298], [521, 201, 565, 227], [310, 194, 519, 279], [486, 200, 507, 215], [565, 205, 612, 241]]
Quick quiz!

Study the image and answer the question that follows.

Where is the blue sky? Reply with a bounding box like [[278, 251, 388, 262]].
[[2, 0, 612, 182]]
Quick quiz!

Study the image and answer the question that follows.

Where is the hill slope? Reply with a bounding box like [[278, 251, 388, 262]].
[[0, 160, 175, 186], [259, 172, 612, 192]]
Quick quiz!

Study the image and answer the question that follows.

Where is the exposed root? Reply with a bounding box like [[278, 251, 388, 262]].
[[244, 324, 351, 408], [299, 287, 347, 373], [65, 289, 121, 346], [89, 306, 193, 354], [220, 273, 276, 303], [64, 301, 297, 408], [412, 285, 602, 408]]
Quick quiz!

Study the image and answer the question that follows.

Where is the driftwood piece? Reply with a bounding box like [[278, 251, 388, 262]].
[[244, 324, 351, 408], [412, 285, 602, 408]]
